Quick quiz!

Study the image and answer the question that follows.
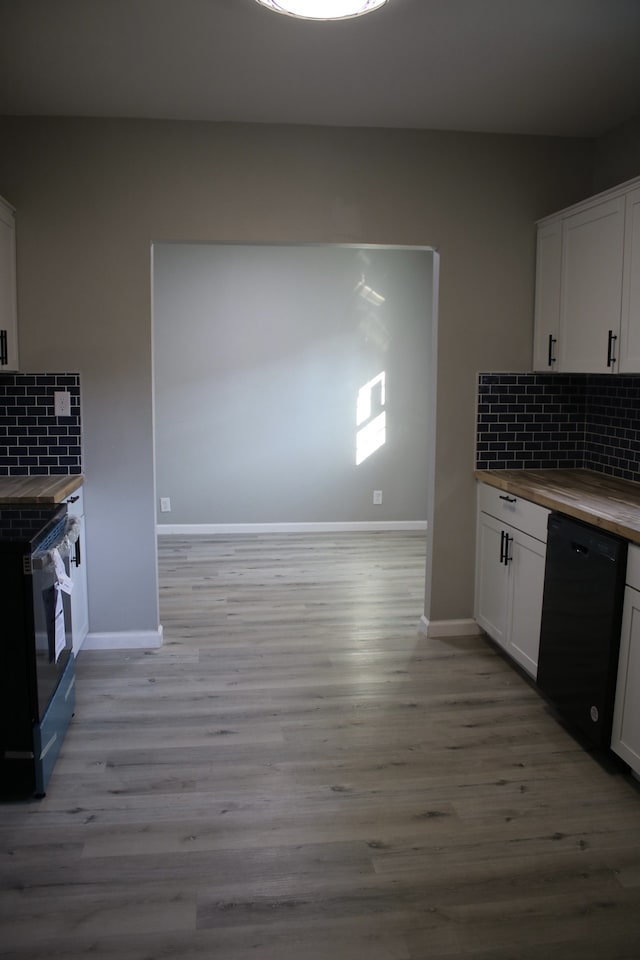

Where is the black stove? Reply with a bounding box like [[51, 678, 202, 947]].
[[0, 499, 74, 798], [0, 504, 67, 551]]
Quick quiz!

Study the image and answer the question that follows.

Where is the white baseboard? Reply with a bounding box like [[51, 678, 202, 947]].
[[81, 627, 163, 650], [419, 615, 483, 638], [157, 521, 428, 535]]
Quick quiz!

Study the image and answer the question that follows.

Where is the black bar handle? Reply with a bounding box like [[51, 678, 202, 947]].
[[0, 329, 7, 366], [547, 334, 557, 366], [499, 530, 506, 565], [73, 536, 81, 567], [503, 533, 513, 566], [499, 495, 517, 503], [607, 329, 617, 368]]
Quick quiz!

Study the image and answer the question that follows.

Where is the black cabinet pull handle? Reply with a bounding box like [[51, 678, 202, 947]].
[[73, 536, 81, 567], [0, 330, 7, 366], [547, 333, 557, 366], [607, 329, 617, 367], [499, 530, 506, 564], [504, 534, 512, 565], [499, 494, 517, 503]]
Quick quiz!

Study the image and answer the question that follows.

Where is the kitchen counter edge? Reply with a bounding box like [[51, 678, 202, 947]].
[[0, 475, 84, 504], [475, 468, 640, 545]]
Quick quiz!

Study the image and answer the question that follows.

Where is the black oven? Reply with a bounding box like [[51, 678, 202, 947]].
[[0, 502, 76, 797]]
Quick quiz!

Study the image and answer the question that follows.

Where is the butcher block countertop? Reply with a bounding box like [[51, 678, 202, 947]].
[[475, 468, 640, 544], [0, 474, 83, 504]]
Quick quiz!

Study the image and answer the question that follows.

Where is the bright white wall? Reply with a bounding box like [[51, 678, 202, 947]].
[[153, 243, 433, 526], [0, 118, 594, 636]]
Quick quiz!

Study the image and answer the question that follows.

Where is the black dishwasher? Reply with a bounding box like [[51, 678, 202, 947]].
[[537, 513, 627, 749]]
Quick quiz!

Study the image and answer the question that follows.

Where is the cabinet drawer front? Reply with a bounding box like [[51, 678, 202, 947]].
[[478, 483, 549, 541]]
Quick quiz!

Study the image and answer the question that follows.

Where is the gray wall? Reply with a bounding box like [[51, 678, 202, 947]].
[[0, 118, 594, 635], [153, 243, 433, 525], [593, 115, 640, 193]]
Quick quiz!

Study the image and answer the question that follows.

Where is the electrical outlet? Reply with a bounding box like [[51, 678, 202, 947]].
[[373, 489, 383, 505], [54, 391, 71, 417], [160, 497, 171, 513]]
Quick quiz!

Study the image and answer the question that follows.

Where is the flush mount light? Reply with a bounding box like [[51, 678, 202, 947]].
[[255, 0, 388, 21]]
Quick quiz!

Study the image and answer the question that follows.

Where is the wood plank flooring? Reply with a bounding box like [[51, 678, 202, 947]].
[[2, 531, 640, 959]]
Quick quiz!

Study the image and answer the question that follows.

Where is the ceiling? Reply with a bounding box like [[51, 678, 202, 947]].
[[1, 0, 639, 138]]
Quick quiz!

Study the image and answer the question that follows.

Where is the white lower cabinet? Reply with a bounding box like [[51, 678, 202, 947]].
[[64, 488, 89, 654], [475, 484, 549, 678], [611, 547, 640, 775], [507, 531, 547, 678], [475, 510, 509, 647]]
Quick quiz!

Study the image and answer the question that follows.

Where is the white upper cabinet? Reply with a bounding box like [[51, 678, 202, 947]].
[[533, 176, 640, 374], [620, 186, 640, 372], [559, 196, 625, 373], [0, 196, 19, 372], [532, 219, 562, 371]]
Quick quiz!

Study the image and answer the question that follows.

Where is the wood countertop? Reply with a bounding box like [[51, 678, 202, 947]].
[[475, 468, 640, 544], [0, 474, 84, 504]]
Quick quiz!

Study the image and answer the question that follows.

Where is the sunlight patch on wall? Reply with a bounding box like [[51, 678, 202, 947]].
[[356, 371, 386, 465]]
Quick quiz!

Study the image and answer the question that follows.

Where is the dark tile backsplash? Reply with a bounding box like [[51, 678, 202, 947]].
[[476, 373, 640, 483], [0, 373, 82, 476], [584, 375, 640, 481], [477, 373, 586, 471]]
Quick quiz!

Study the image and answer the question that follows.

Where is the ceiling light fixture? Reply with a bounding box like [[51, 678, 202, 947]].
[[255, 0, 388, 21]]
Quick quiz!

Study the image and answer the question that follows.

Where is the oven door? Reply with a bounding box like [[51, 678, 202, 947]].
[[31, 543, 73, 721]]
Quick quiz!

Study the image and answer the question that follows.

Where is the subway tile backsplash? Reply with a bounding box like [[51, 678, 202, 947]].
[[0, 373, 82, 476], [584, 375, 640, 481], [476, 373, 640, 483], [477, 373, 586, 471]]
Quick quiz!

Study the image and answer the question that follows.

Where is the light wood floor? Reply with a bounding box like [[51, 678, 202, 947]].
[[2, 532, 640, 959]]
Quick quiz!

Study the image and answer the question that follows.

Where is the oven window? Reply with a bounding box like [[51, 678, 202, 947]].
[[32, 555, 72, 720]]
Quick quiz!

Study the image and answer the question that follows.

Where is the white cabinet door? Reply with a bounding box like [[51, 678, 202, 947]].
[[532, 219, 562, 371], [611, 584, 640, 775], [0, 197, 19, 371], [558, 196, 625, 373], [475, 510, 509, 650], [69, 515, 89, 653], [475, 484, 548, 675], [619, 187, 640, 373], [65, 490, 89, 653], [507, 529, 546, 678]]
